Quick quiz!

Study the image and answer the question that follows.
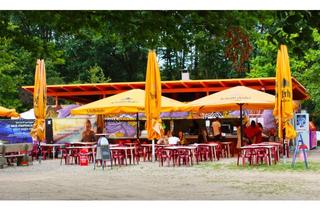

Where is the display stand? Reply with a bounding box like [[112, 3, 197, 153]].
[[291, 132, 308, 168]]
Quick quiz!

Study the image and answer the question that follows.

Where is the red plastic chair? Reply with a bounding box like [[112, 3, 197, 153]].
[[176, 149, 191, 166], [197, 145, 212, 161], [237, 148, 256, 166], [158, 149, 174, 167], [31, 144, 38, 161], [255, 148, 269, 165], [111, 150, 126, 166]]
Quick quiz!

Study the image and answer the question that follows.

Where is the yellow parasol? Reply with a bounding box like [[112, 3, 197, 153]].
[[187, 86, 275, 112], [0, 106, 20, 118], [187, 86, 276, 146], [71, 89, 188, 115], [145, 50, 163, 140], [30, 59, 47, 141], [273, 45, 296, 140]]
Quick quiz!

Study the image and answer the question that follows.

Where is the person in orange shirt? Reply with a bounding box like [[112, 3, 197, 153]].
[[255, 123, 263, 144], [244, 120, 260, 144]]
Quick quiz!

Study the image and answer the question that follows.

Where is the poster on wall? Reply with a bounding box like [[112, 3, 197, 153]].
[[0, 119, 34, 144], [52, 118, 96, 143], [105, 120, 137, 137]]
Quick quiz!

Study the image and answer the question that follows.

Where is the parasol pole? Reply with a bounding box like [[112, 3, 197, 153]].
[[136, 113, 140, 141], [238, 103, 244, 146]]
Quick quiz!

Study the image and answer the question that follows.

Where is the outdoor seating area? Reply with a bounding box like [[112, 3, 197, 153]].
[[9, 138, 240, 169]]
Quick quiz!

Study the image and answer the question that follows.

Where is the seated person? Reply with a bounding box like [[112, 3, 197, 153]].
[[81, 119, 96, 142], [198, 128, 209, 143], [244, 120, 260, 144], [255, 123, 263, 144], [140, 130, 148, 138], [168, 131, 180, 145], [157, 130, 171, 145], [212, 118, 221, 140], [178, 131, 188, 145]]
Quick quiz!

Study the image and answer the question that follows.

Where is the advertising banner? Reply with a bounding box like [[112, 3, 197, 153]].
[[0, 119, 34, 144], [52, 118, 96, 143]]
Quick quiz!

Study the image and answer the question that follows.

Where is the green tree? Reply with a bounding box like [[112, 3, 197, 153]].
[[0, 37, 31, 110]]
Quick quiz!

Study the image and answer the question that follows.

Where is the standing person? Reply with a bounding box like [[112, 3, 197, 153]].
[[81, 119, 96, 142], [212, 118, 221, 140]]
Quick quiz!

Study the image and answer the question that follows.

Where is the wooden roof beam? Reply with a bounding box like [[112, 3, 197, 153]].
[[181, 82, 189, 88], [219, 81, 226, 87], [94, 85, 105, 91], [128, 84, 140, 90], [76, 86, 91, 91], [47, 90, 123, 97], [200, 81, 208, 88], [62, 96, 92, 104], [162, 83, 172, 89], [61, 87, 71, 92]]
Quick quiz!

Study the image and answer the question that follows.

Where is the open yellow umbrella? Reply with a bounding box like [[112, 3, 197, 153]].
[[187, 86, 275, 112], [71, 89, 187, 115], [0, 106, 19, 118], [273, 45, 296, 140], [187, 86, 276, 145], [30, 59, 47, 142]]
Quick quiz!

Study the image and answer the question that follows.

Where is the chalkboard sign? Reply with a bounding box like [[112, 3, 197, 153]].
[[101, 145, 111, 160], [94, 144, 112, 170]]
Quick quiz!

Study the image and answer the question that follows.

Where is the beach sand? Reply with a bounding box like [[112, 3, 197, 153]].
[[1, 149, 320, 200]]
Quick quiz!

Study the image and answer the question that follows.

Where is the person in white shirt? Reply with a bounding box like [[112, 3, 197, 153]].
[[168, 131, 180, 145]]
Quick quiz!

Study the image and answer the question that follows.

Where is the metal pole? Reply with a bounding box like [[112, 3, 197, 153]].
[[239, 104, 244, 146], [152, 139, 155, 162], [37, 140, 42, 164], [136, 113, 140, 141]]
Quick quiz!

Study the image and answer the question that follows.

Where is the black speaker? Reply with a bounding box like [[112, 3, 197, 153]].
[[45, 119, 54, 144]]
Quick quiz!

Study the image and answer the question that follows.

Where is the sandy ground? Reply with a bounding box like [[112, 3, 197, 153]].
[[1, 150, 320, 200]]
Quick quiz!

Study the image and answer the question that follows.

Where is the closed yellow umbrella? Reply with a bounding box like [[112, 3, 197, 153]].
[[71, 89, 188, 115], [273, 45, 296, 140], [187, 86, 275, 112], [145, 50, 163, 140], [30, 59, 47, 142], [145, 50, 163, 162], [0, 106, 19, 118]]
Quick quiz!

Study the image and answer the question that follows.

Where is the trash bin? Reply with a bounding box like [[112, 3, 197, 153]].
[[94, 137, 112, 170]]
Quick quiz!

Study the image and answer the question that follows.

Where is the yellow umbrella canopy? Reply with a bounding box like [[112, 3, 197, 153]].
[[30, 59, 47, 141], [71, 89, 188, 115], [145, 50, 163, 140], [273, 45, 296, 140], [187, 86, 275, 112], [0, 106, 19, 118]]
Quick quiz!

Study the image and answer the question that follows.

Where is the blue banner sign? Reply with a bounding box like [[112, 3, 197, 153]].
[[0, 119, 34, 144]]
